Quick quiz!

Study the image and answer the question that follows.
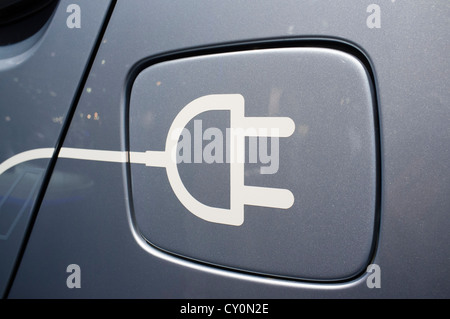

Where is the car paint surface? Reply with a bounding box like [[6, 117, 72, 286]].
[[0, 0, 449, 298]]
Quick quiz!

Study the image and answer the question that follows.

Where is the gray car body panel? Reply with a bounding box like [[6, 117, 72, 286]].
[[1, 0, 449, 298], [0, 0, 111, 297]]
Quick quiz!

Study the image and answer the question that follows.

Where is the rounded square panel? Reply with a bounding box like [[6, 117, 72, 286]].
[[128, 46, 378, 281]]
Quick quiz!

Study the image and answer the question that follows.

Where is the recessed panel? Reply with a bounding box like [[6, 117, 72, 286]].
[[129, 47, 377, 281]]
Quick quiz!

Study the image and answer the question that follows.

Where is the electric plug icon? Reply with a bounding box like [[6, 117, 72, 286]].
[[134, 94, 295, 226], [0, 94, 295, 227]]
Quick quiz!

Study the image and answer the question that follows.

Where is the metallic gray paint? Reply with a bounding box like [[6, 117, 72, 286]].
[[0, 0, 111, 297], [3, 0, 450, 298]]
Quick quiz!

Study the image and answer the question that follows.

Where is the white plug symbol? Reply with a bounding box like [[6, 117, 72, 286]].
[[139, 94, 295, 226], [0, 94, 294, 227]]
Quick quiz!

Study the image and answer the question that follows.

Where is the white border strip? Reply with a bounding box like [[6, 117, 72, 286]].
[[0, 148, 55, 175]]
